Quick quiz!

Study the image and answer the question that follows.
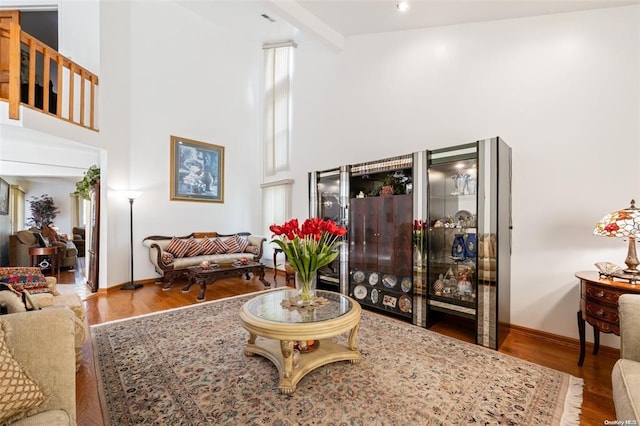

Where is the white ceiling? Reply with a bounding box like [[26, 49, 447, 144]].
[[178, 0, 639, 51], [296, 0, 639, 36]]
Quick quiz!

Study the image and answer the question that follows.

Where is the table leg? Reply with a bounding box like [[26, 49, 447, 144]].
[[53, 247, 60, 279], [348, 323, 361, 364], [593, 326, 600, 355], [577, 310, 586, 366], [273, 251, 278, 283], [278, 340, 295, 394], [196, 278, 208, 302], [163, 271, 178, 291], [256, 265, 271, 287]]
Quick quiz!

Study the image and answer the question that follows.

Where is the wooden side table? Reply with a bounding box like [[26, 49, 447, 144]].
[[29, 246, 60, 279], [576, 270, 640, 366], [273, 248, 295, 287]]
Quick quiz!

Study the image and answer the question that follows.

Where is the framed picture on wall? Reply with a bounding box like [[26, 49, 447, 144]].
[[170, 136, 224, 203], [0, 178, 8, 215]]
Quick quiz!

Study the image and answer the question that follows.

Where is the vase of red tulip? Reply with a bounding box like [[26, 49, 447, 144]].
[[270, 218, 347, 302]]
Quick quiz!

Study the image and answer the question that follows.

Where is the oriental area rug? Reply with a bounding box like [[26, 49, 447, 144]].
[[91, 291, 583, 425]]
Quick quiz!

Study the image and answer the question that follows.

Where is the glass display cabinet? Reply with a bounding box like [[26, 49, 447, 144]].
[[309, 166, 349, 293], [426, 138, 511, 349]]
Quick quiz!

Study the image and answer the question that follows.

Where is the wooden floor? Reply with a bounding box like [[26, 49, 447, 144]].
[[56, 264, 619, 426]]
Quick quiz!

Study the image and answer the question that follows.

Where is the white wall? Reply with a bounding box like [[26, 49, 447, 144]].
[[290, 6, 640, 346], [59, 0, 100, 75], [22, 177, 75, 235], [124, 1, 262, 281]]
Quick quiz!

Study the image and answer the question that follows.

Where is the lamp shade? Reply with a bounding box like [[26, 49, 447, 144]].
[[593, 200, 640, 238], [122, 190, 142, 200]]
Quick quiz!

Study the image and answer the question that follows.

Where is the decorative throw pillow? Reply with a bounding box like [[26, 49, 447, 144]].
[[160, 252, 175, 265], [226, 234, 249, 254], [0, 321, 46, 423], [0, 291, 26, 314], [210, 238, 230, 254], [40, 226, 58, 243], [34, 233, 48, 248], [244, 246, 259, 255], [200, 238, 218, 255], [0, 268, 51, 295], [185, 237, 203, 257], [164, 237, 189, 258]]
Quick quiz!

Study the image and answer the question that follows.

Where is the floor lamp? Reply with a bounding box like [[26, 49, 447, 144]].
[[121, 191, 143, 290]]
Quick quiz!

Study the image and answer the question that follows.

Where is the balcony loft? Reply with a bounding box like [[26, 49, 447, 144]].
[[0, 21, 99, 132]]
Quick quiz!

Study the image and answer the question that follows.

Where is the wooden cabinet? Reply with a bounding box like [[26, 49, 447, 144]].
[[349, 194, 413, 319], [576, 270, 640, 365], [87, 180, 100, 292]]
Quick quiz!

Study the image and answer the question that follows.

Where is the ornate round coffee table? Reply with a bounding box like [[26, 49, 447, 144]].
[[239, 289, 361, 394]]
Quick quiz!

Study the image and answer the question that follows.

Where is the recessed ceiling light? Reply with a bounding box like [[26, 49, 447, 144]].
[[397, 1, 409, 13]]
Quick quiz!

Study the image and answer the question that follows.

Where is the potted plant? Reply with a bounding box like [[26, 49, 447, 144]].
[[376, 173, 407, 196], [74, 165, 100, 200], [27, 194, 60, 228]]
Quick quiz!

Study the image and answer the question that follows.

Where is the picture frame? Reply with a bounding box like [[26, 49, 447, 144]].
[[170, 136, 224, 203], [0, 178, 8, 215]]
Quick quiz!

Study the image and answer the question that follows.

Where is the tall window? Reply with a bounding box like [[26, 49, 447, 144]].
[[9, 185, 24, 233], [261, 180, 293, 239], [263, 42, 295, 176]]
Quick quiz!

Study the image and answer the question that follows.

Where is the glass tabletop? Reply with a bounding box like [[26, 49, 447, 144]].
[[245, 289, 353, 324]]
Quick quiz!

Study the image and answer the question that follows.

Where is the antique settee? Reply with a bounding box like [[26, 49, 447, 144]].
[[0, 308, 77, 425], [143, 232, 265, 284], [9, 229, 78, 269], [612, 294, 640, 422]]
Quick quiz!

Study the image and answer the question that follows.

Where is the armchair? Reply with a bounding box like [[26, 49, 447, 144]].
[[612, 294, 640, 422], [0, 308, 77, 425], [9, 230, 78, 269], [72, 226, 85, 257]]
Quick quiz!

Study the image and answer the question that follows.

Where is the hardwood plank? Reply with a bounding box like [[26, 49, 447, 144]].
[[68, 267, 618, 425]]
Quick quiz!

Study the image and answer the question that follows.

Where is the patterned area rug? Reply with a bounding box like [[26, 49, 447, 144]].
[[92, 291, 583, 425]]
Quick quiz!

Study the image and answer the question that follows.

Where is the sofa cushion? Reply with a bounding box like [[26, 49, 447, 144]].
[[165, 237, 189, 258], [10, 409, 72, 426], [226, 234, 249, 253], [210, 238, 229, 254], [15, 231, 38, 247], [0, 321, 46, 423], [200, 238, 218, 255], [612, 359, 640, 422], [185, 237, 203, 257], [0, 268, 51, 295]]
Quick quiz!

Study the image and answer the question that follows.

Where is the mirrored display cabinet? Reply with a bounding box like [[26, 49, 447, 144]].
[[307, 137, 511, 349], [426, 138, 511, 349], [309, 167, 349, 293]]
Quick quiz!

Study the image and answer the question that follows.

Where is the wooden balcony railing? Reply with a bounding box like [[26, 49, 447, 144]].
[[0, 21, 99, 131]]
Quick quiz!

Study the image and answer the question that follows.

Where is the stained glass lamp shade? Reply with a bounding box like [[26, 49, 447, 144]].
[[593, 199, 640, 274]]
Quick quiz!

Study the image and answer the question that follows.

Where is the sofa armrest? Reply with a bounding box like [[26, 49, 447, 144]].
[[247, 235, 266, 260], [2, 308, 77, 422], [619, 294, 640, 362]]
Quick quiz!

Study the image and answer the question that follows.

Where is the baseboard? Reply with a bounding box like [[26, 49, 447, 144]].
[[508, 323, 620, 359], [97, 277, 158, 294]]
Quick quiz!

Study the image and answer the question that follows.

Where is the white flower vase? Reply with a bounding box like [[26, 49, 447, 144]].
[[295, 272, 317, 302], [413, 246, 424, 268]]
